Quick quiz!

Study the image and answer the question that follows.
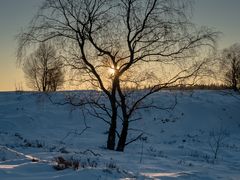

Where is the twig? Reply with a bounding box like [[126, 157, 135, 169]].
[[125, 133, 144, 146], [75, 149, 101, 157]]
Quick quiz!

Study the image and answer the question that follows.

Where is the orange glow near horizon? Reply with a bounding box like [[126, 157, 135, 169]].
[[1, 1, 240, 91]]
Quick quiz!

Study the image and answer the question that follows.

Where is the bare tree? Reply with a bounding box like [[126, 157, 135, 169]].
[[208, 128, 229, 162], [219, 43, 240, 91], [23, 43, 64, 91], [18, 0, 218, 151]]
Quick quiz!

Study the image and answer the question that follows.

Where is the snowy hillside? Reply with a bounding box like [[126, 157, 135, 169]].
[[0, 90, 239, 180]]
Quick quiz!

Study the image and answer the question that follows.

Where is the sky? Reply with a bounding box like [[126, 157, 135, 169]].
[[0, 0, 240, 91]]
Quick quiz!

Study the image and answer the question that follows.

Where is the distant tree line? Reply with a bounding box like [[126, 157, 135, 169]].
[[21, 42, 240, 92]]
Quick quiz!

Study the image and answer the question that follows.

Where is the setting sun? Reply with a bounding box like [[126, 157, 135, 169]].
[[108, 67, 116, 75]]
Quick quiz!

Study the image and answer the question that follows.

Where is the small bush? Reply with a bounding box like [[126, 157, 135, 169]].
[[53, 156, 79, 171]]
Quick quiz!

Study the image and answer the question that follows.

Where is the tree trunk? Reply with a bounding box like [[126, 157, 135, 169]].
[[233, 85, 238, 91], [107, 100, 117, 150], [116, 119, 129, 152], [231, 64, 238, 91], [107, 118, 116, 150], [232, 76, 238, 91]]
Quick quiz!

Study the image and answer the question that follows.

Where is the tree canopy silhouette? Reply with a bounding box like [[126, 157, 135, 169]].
[[23, 43, 64, 92], [18, 0, 218, 151]]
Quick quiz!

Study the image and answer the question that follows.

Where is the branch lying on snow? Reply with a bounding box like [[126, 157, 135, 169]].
[[0, 145, 43, 163], [75, 149, 101, 157]]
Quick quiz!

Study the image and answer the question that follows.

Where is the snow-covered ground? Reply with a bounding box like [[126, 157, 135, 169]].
[[0, 90, 239, 180]]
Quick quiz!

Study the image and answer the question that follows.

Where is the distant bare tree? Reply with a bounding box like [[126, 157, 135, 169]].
[[23, 43, 64, 91], [18, 0, 218, 151], [208, 128, 229, 162], [220, 43, 240, 91]]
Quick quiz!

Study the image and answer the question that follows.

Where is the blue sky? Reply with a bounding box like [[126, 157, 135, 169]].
[[0, 0, 240, 91], [193, 0, 240, 48]]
